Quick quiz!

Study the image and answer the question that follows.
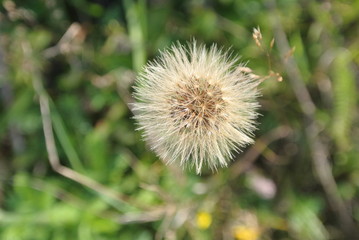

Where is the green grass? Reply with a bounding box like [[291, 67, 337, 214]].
[[0, 0, 359, 239]]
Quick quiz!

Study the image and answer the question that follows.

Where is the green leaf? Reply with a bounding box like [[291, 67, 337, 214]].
[[289, 197, 328, 240]]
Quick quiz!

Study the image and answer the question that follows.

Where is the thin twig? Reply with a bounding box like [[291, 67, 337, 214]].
[[268, 0, 356, 235], [117, 207, 168, 224], [230, 125, 292, 179], [33, 77, 134, 210]]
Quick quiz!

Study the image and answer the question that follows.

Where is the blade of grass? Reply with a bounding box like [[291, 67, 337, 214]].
[[33, 76, 139, 213], [124, 0, 147, 72], [331, 50, 356, 150], [50, 102, 85, 172]]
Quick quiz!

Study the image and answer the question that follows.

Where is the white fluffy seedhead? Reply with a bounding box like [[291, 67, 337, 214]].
[[133, 40, 260, 174]]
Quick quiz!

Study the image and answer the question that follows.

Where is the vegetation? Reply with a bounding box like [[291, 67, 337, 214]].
[[0, 0, 358, 239]]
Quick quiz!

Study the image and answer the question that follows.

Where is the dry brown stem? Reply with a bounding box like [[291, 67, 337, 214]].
[[268, 0, 356, 235], [33, 77, 132, 209], [230, 126, 292, 178]]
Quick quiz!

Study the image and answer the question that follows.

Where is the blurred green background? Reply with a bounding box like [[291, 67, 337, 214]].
[[0, 0, 358, 239]]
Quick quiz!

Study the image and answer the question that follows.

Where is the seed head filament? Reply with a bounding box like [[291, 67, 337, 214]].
[[169, 76, 226, 131], [133, 41, 260, 173]]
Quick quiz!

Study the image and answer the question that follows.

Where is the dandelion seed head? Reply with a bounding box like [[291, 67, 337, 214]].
[[133, 40, 260, 174]]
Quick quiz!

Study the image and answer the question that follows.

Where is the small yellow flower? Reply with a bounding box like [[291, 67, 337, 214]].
[[234, 226, 260, 240], [196, 211, 212, 229]]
